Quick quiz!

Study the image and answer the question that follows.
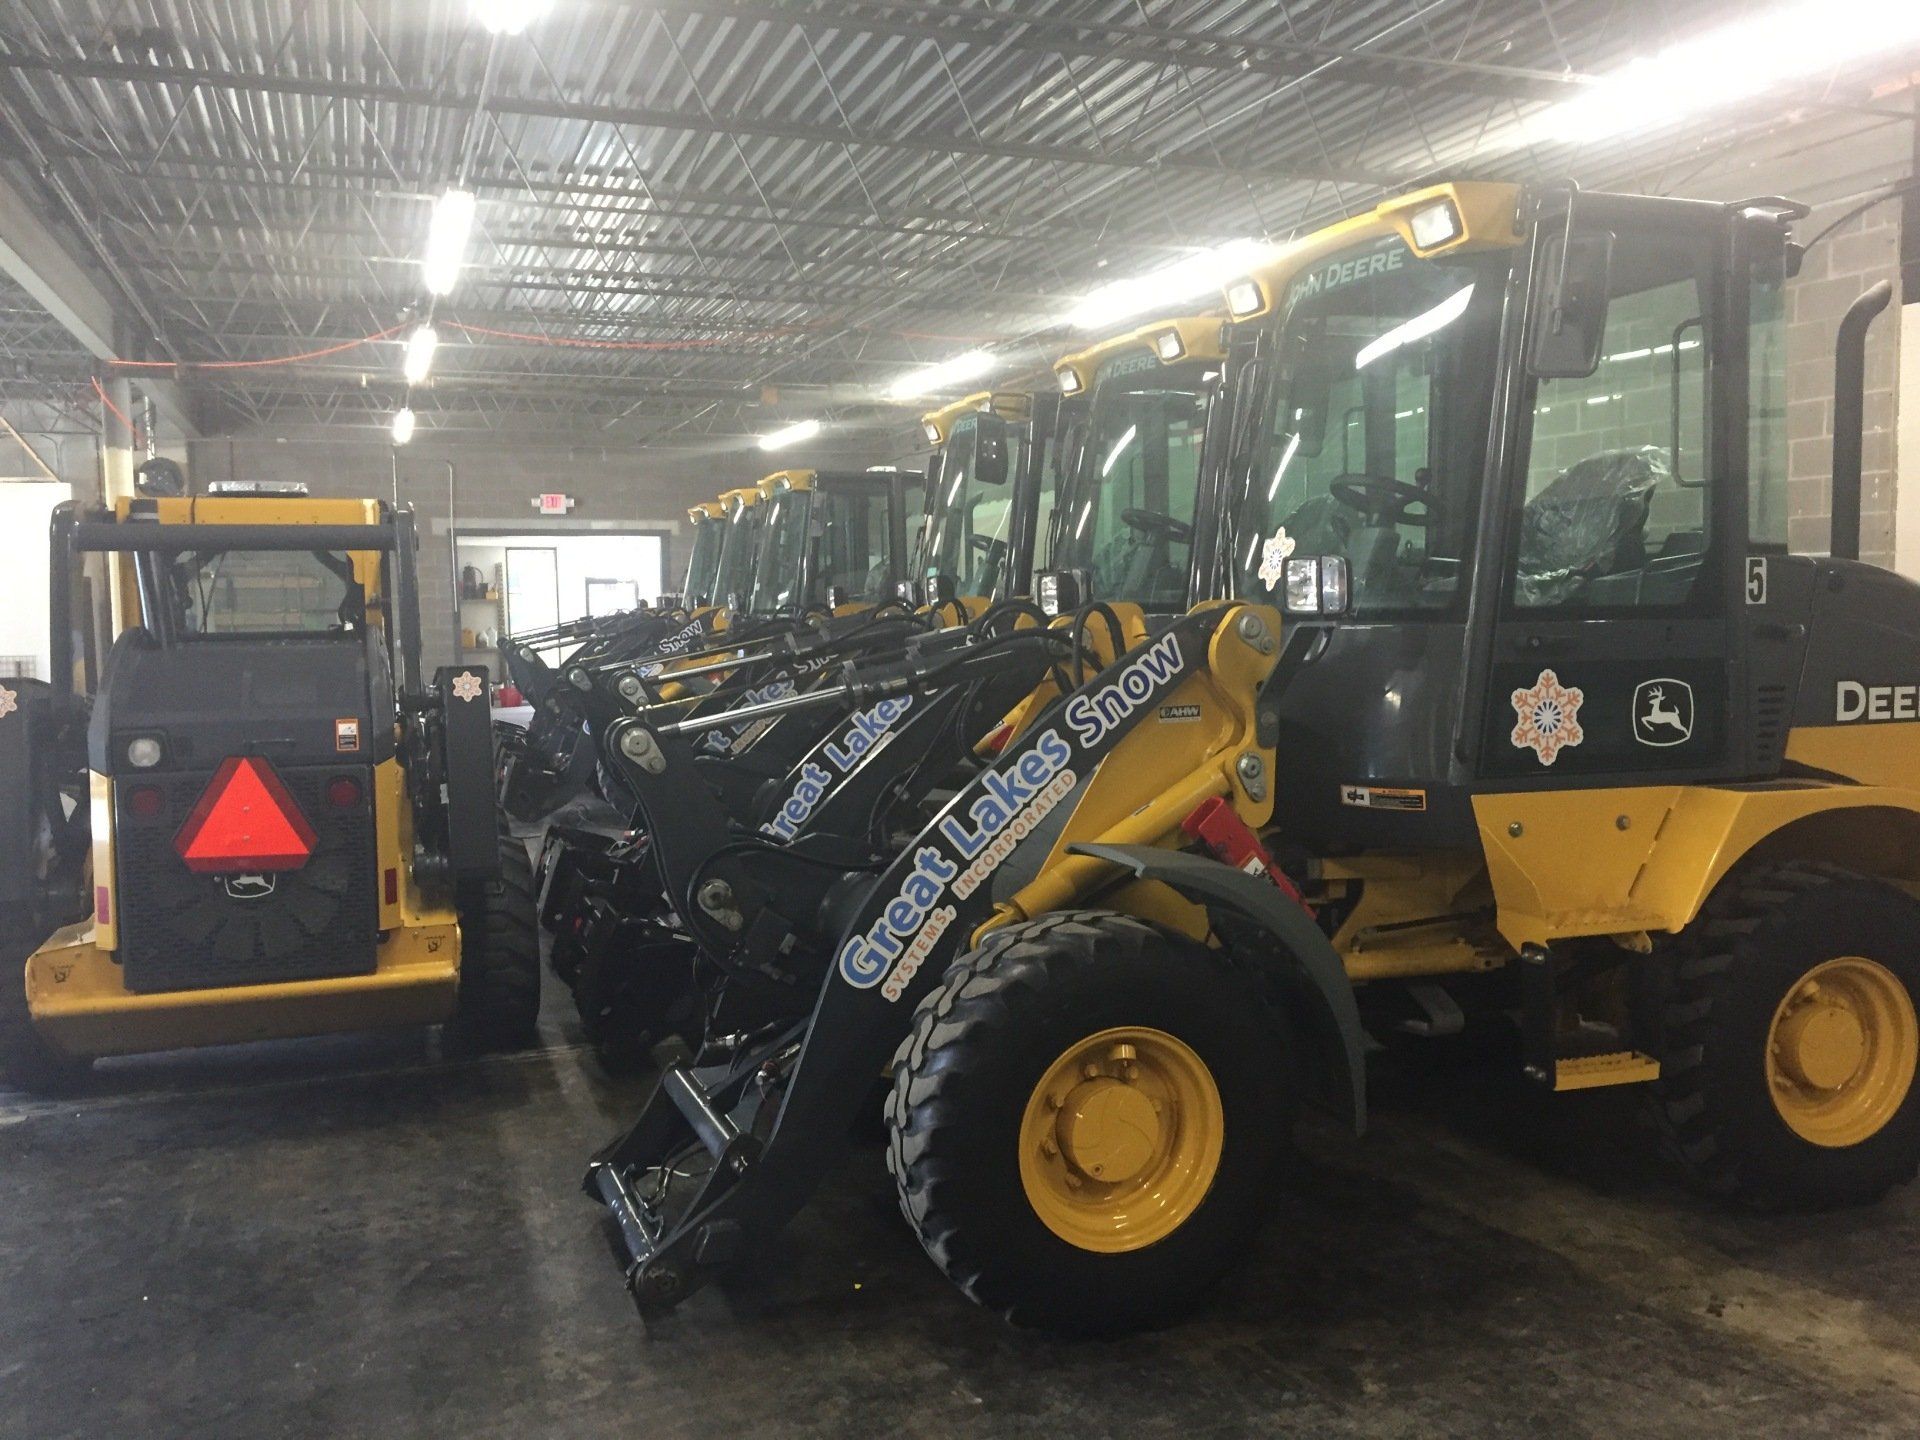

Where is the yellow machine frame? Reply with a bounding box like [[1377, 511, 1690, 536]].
[[26, 495, 464, 1058], [1196, 176, 1920, 1088]]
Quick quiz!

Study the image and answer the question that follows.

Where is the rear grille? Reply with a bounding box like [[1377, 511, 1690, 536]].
[[115, 765, 378, 994]]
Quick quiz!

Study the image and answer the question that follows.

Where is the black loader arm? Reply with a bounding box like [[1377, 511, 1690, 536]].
[[435, 665, 502, 881], [1068, 841, 1366, 1133]]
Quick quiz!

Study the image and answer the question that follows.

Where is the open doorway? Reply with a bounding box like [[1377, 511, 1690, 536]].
[[453, 529, 665, 676]]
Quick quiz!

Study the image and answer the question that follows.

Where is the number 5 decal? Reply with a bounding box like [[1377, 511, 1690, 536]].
[[1746, 556, 1768, 606]]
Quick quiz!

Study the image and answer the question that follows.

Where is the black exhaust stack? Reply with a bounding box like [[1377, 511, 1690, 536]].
[[1830, 279, 1894, 562]]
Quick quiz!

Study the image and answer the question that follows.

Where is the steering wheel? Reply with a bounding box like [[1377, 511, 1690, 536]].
[[1328, 475, 1431, 529], [1120, 507, 1195, 544], [969, 533, 1007, 556]]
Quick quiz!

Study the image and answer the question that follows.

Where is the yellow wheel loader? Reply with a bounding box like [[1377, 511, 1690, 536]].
[[582, 179, 1919, 1334], [0, 477, 540, 1092]]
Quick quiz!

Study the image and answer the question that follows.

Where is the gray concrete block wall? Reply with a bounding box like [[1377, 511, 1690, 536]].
[[1782, 202, 1902, 565]]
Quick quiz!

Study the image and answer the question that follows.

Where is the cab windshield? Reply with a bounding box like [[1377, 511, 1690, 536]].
[[748, 490, 809, 612], [923, 413, 1026, 600], [747, 482, 896, 613], [817, 482, 895, 604], [167, 548, 363, 635], [1233, 235, 1505, 614], [681, 517, 725, 606], [1054, 356, 1215, 611], [711, 502, 762, 608]]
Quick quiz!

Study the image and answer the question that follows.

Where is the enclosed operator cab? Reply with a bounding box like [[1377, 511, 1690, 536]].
[[918, 390, 1063, 612], [677, 499, 728, 610], [3, 484, 533, 1083], [742, 468, 917, 618]]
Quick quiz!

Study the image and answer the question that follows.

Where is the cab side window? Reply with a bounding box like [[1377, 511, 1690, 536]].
[[821, 491, 892, 601], [1512, 232, 1712, 610]]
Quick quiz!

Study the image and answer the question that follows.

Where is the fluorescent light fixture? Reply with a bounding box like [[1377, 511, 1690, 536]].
[[473, 0, 553, 35], [391, 408, 416, 445], [758, 418, 820, 451], [1064, 237, 1276, 332], [885, 349, 996, 401], [422, 188, 477, 296], [1523, 0, 1920, 148], [403, 324, 439, 385], [1353, 283, 1475, 371]]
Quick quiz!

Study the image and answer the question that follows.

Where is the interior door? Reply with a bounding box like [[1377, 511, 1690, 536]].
[[1473, 199, 1746, 785], [504, 546, 561, 662]]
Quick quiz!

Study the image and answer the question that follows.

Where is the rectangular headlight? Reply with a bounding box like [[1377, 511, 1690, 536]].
[[1284, 557, 1322, 613], [1226, 280, 1264, 317], [1154, 330, 1186, 361], [1037, 572, 1061, 616], [1056, 368, 1083, 396], [1409, 199, 1462, 251], [922, 421, 941, 445]]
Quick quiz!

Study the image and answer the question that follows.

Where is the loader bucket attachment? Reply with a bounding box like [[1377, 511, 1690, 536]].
[[584, 606, 1235, 1313]]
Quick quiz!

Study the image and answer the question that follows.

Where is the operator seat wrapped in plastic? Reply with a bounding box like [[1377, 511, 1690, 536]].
[[1514, 445, 1669, 607]]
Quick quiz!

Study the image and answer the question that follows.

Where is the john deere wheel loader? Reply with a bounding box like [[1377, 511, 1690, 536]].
[[540, 443, 1066, 1067], [574, 178, 1920, 1336], [917, 389, 1064, 615], [0, 477, 540, 1092], [497, 486, 766, 824], [504, 466, 923, 827]]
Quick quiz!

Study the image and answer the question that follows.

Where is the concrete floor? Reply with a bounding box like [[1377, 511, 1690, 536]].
[[5, 989, 1920, 1440]]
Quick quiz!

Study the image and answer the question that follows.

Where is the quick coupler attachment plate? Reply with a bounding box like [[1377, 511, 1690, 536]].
[[583, 1039, 792, 1317]]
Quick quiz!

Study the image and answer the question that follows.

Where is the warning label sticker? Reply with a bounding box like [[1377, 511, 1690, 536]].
[[1340, 783, 1427, 813]]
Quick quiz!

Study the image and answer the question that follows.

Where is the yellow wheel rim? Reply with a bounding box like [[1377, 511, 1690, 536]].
[[1766, 956, 1918, 1148], [1017, 1026, 1223, 1253]]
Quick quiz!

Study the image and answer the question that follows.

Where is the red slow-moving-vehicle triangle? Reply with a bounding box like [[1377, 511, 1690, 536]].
[[172, 756, 318, 874]]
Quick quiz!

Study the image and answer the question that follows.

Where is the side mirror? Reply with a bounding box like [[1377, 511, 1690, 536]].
[[925, 568, 956, 605], [1528, 230, 1614, 379], [1278, 334, 1330, 456], [976, 430, 1010, 488]]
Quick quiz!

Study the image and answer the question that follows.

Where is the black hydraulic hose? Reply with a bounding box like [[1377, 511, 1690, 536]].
[[683, 613, 926, 706], [1069, 602, 1126, 691]]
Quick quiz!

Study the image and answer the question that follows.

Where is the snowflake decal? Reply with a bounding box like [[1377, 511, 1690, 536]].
[[0, 684, 15, 720], [450, 672, 486, 704], [1510, 668, 1584, 766], [1256, 527, 1297, 591]]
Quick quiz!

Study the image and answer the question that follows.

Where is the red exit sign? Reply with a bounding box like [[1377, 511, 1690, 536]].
[[532, 492, 575, 515]]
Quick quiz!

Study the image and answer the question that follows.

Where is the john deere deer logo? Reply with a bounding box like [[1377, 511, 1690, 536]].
[[1633, 679, 1694, 747]]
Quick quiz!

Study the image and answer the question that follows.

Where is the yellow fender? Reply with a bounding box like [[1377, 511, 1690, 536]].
[[1474, 770, 1920, 951]]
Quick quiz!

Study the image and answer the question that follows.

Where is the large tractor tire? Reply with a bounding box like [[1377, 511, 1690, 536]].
[[452, 831, 543, 1051], [1648, 861, 1920, 1210], [0, 910, 92, 1095], [886, 909, 1291, 1334]]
